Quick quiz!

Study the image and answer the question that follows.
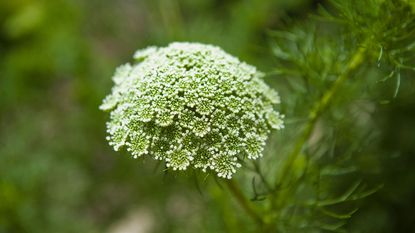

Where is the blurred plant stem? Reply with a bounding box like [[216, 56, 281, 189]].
[[224, 179, 264, 226]]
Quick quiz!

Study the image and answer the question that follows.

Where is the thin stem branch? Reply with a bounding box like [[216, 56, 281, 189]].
[[274, 44, 367, 188], [263, 44, 368, 233], [253, 161, 273, 192], [224, 179, 264, 225]]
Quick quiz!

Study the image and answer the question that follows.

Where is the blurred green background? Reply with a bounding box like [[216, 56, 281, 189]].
[[1, 0, 414, 232]]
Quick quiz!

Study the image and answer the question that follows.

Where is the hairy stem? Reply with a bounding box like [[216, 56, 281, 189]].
[[225, 179, 264, 225]]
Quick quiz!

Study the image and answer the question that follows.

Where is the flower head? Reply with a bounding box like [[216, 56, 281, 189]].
[[100, 42, 284, 179]]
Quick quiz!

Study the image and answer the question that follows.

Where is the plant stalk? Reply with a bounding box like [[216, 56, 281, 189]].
[[274, 44, 367, 188], [225, 179, 264, 225]]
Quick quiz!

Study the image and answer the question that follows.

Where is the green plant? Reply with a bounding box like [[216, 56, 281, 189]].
[[101, 0, 415, 232], [2, 0, 413, 232]]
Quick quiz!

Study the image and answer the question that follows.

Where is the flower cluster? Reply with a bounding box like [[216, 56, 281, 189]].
[[100, 42, 284, 179]]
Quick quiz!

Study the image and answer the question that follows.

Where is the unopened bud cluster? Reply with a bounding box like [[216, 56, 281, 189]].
[[100, 42, 284, 179]]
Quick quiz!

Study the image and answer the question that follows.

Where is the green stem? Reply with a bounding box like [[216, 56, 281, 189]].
[[225, 179, 264, 225], [274, 44, 367, 188], [225, 43, 367, 233], [263, 43, 368, 233]]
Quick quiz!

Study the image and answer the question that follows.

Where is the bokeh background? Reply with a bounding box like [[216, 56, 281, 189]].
[[1, 0, 414, 232]]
